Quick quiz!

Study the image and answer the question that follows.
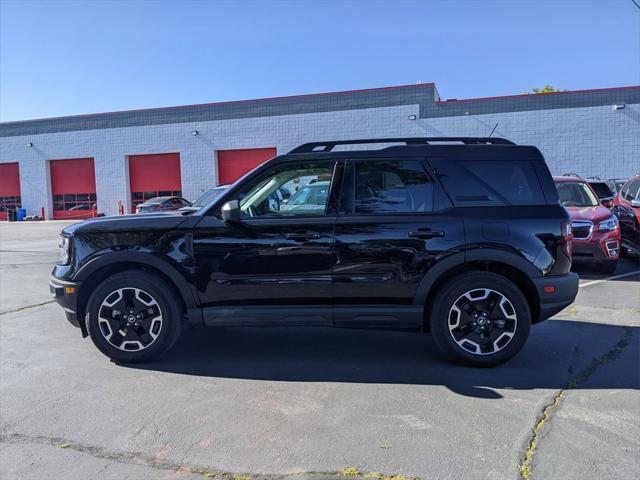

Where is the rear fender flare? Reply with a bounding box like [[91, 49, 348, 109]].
[[412, 249, 541, 306]]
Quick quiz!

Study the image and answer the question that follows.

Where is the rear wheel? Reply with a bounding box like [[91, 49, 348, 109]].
[[86, 270, 182, 363], [430, 272, 531, 367]]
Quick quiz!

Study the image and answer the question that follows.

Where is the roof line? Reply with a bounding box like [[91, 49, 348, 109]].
[[434, 85, 640, 104], [1, 83, 435, 125]]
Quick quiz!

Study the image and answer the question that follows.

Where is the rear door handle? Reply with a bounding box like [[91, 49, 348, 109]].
[[286, 231, 321, 241], [408, 229, 445, 239]]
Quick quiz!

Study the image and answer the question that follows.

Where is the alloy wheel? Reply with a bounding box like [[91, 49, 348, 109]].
[[98, 287, 163, 351], [448, 288, 517, 355]]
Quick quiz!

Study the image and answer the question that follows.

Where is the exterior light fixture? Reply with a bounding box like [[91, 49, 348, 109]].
[[408, 115, 417, 121], [26, 142, 33, 147], [191, 130, 199, 136], [465, 112, 470, 115], [613, 104, 625, 110]]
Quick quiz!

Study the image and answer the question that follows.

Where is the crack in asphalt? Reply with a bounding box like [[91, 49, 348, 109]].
[[517, 325, 633, 480], [0, 433, 414, 480], [0, 300, 55, 316]]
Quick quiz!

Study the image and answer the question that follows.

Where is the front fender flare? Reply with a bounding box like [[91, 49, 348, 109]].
[[73, 250, 199, 311]]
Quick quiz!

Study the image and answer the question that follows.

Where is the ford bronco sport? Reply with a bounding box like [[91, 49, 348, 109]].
[[51, 137, 579, 367]]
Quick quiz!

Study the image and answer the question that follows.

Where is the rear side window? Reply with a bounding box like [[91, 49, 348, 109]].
[[431, 159, 546, 206], [354, 160, 433, 213]]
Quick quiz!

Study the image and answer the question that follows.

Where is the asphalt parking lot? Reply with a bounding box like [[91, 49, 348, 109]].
[[1, 221, 638, 480]]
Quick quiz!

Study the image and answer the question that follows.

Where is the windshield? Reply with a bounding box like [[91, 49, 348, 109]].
[[555, 182, 599, 207], [192, 187, 227, 207]]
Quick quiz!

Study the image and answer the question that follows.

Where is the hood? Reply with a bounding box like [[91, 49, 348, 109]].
[[61, 211, 190, 235], [564, 205, 613, 223]]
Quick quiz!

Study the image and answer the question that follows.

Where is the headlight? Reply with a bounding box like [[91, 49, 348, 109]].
[[598, 216, 619, 232], [56, 236, 71, 265]]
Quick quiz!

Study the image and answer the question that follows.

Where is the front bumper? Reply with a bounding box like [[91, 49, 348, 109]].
[[49, 276, 82, 329], [572, 232, 620, 264], [532, 272, 579, 322]]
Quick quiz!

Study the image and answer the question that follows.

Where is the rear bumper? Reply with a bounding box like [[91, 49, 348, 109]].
[[49, 277, 81, 329], [532, 272, 579, 322]]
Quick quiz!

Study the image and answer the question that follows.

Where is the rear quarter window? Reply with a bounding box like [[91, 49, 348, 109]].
[[431, 159, 546, 206]]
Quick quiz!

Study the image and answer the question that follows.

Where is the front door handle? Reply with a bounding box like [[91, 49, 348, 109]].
[[408, 229, 445, 239], [286, 231, 321, 241]]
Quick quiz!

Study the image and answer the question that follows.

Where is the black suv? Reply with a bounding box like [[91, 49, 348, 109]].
[[51, 138, 579, 367]]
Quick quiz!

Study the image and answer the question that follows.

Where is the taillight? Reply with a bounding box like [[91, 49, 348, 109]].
[[561, 220, 573, 258]]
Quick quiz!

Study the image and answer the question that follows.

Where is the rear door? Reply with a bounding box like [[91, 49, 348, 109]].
[[332, 157, 465, 329]]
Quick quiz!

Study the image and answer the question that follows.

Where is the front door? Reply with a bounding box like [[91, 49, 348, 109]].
[[192, 160, 341, 326], [332, 157, 465, 329]]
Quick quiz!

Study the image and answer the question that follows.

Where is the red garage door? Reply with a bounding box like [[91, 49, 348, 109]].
[[217, 148, 277, 184], [50, 158, 97, 220], [0, 163, 21, 221], [129, 153, 181, 212]]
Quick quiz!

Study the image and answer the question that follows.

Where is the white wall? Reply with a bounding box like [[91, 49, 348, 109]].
[[1, 101, 638, 217]]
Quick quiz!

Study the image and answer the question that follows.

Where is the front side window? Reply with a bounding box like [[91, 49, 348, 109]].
[[622, 180, 640, 201], [230, 162, 335, 218], [354, 160, 433, 214], [555, 182, 598, 207]]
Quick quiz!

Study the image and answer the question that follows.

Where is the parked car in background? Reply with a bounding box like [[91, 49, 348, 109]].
[[585, 176, 615, 206], [554, 175, 620, 274], [179, 185, 229, 213], [51, 137, 579, 367], [279, 181, 330, 214], [607, 178, 629, 195], [136, 196, 191, 213], [612, 175, 640, 257]]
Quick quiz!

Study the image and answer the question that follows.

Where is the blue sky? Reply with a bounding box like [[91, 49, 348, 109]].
[[1, 0, 638, 122]]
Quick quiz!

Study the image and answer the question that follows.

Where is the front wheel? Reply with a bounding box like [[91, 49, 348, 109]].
[[430, 272, 531, 367], [86, 270, 183, 363]]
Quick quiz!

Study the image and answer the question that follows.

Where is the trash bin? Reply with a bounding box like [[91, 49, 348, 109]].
[[16, 208, 26, 221]]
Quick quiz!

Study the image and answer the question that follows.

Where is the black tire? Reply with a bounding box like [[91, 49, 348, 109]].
[[595, 260, 618, 275], [430, 272, 531, 367], [86, 270, 183, 363]]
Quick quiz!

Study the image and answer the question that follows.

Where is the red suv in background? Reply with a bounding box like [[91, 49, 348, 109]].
[[612, 175, 640, 257], [554, 175, 621, 274]]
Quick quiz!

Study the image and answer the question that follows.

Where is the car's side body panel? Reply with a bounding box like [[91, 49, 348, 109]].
[[51, 140, 579, 341], [191, 215, 336, 308]]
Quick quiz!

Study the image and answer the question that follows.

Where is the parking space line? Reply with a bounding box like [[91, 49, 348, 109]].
[[579, 270, 640, 288]]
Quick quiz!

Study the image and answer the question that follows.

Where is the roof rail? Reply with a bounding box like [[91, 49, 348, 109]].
[[562, 172, 582, 178], [586, 176, 602, 181], [288, 137, 515, 154]]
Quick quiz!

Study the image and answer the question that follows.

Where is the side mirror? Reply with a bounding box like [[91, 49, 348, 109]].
[[601, 198, 614, 208], [631, 199, 640, 208], [221, 200, 241, 223]]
